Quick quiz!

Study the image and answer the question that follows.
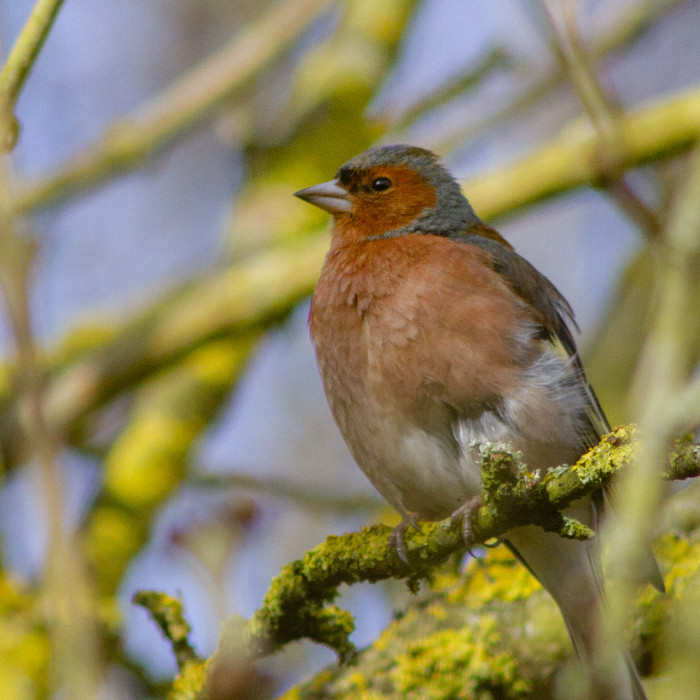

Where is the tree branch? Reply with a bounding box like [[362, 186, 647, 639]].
[[0, 0, 66, 150], [137, 427, 699, 676], [133, 591, 198, 670], [0, 134, 100, 698], [467, 84, 700, 220], [190, 471, 383, 513], [538, 0, 663, 238]]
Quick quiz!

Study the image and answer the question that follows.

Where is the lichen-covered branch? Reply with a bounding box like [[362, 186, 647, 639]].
[[666, 434, 700, 481], [284, 524, 700, 699], [133, 591, 198, 670], [138, 427, 699, 696], [0, 0, 66, 150], [467, 84, 700, 220]]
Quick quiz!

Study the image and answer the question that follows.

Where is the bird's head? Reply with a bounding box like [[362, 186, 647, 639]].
[[294, 144, 481, 242]]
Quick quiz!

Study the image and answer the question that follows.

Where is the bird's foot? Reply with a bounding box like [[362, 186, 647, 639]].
[[450, 495, 487, 549], [389, 513, 421, 566]]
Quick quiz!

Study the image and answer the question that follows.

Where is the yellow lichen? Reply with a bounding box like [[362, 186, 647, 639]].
[[389, 616, 527, 699], [167, 659, 208, 700], [0, 574, 49, 700], [449, 547, 541, 608], [426, 603, 448, 621]]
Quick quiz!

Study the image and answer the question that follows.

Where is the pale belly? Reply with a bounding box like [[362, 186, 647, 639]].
[[317, 350, 510, 520], [315, 342, 588, 522]]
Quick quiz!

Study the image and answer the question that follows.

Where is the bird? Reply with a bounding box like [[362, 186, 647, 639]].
[[294, 144, 663, 699]]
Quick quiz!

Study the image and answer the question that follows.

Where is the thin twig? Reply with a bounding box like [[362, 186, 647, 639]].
[[373, 47, 511, 129], [191, 471, 383, 513], [0, 0, 66, 150], [425, 0, 689, 154], [539, 0, 663, 237], [0, 160, 100, 697], [132, 592, 198, 670]]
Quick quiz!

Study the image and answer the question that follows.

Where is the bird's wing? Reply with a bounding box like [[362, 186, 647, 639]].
[[459, 225, 610, 445], [459, 226, 665, 592]]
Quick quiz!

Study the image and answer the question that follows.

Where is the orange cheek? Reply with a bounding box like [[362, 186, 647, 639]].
[[356, 176, 437, 234]]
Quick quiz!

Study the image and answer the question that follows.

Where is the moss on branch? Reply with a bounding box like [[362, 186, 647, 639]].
[[138, 428, 699, 698], [668, 434, 700, 481], [284, 525, 700, 699]]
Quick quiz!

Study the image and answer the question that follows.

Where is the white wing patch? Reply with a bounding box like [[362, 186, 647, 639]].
[[453, 347, 592, 485]]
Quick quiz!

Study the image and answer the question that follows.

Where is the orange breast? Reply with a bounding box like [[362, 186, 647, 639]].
[[310, 233, 535, 428]]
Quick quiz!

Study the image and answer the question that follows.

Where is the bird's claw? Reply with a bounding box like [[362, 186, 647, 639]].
[[451, 495, 484, 549], [389, 514, 420, 566]]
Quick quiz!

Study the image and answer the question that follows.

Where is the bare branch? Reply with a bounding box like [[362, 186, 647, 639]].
[[538, 0, 662, 237], [0, 0, 66, 150]]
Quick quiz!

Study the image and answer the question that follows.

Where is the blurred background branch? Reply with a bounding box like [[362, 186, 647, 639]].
[[465, 85, 700, 218], [539, 0, 663, 237], [0, 146, 100, 700], [415, 0, 691, 153], [601, 136, 700, 692], [0, 0, 66, 150], [13, 0, 334, 213]]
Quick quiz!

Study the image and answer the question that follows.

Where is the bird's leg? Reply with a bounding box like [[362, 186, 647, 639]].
[[389, 513, 421, 566], [451, 495, 487, 549]]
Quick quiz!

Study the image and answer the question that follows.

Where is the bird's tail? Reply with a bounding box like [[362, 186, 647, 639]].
[[559, 607, 648, 700], [505, 523, 647, 700]]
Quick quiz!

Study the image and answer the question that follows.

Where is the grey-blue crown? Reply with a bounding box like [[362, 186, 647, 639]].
[[339, 144, 481, 237]]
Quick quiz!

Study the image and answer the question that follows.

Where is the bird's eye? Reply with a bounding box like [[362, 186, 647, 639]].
[[371, 177, 393, 192]]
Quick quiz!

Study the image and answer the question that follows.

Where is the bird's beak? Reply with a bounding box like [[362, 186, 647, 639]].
[[294, 179, 352, 215]]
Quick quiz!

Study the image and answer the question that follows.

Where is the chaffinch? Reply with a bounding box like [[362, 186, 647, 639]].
[[295, 144, 662, 699]]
